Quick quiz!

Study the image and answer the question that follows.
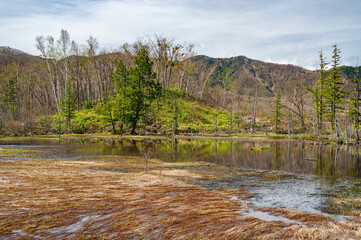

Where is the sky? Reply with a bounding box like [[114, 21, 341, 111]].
[[1, 0, 360, 69]]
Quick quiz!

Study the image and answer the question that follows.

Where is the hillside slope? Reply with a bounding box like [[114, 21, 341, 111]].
[[193, 55, 319, 97], [0, 46, 36, 66], [1, 46, 358, 99]]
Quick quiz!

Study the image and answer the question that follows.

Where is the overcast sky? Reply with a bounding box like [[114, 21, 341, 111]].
[[1, 0, 360, 69]]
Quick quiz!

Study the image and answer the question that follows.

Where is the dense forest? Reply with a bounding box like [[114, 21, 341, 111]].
[[0, 30, 360, 142]]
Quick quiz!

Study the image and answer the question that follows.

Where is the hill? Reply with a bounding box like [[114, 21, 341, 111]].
[[0, 46, 36, 66], [192, 55, 319, 97], [2, 46, 359, 98]]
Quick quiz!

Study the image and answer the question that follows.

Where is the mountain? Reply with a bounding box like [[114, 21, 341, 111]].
[[0, 46, 36, 65], [192, 55, 319, 97], [1, 46, 358, 98]]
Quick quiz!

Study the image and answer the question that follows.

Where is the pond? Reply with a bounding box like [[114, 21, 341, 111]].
[[1, 137, 360, 221]]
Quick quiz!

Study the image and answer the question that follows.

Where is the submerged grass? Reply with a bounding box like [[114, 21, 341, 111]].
[[322, 181, 361, 216], [0, 148, 41, 155], [1, 153, 361, 239]]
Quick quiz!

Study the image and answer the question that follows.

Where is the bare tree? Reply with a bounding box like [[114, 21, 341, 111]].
[[284, 86, 307, 132], [251, 86, 257, 133]]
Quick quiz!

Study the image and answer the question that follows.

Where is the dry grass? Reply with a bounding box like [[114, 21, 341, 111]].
[[1, 154, 361, 239]]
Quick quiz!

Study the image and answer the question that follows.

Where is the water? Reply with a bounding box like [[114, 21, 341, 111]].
[[1, 137, 360, 220], [59, 138, 361, 178]]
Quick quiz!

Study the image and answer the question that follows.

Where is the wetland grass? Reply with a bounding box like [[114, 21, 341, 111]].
[[1, 152, 361, 239]]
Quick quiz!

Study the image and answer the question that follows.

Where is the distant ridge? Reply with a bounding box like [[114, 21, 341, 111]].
[[0, 46, 35, 65], [1, 46, 359, 98], [192, 55, 319, 97]]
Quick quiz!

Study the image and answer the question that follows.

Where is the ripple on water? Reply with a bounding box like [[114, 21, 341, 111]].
[[244, 176, 349, 221]]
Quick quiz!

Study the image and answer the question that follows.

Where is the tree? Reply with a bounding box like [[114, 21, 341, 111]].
[[218, 63, 233, 106], [112, 47, 161, 134], [307, 50, 328, 134], [60, 80, 76, 133], [111, 59, 128, 135], [0, 63, 20, 119], [96, 97, 117, 134], [271, 94, 282, 133], [349, 65, 361, 143], [251, 86, 257, 133], [284, 86, 306, 132], [324, 44, 344, 129]]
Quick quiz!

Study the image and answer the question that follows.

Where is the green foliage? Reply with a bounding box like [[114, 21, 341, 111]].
[[60, 81, 76, 132], [271, 94, 282, 133], [111, 47, 162, 134], [306, 50, 328, 133], [0, 63, 20, 117], [217, 64, 233, 90], [324, 44, 344, 128], [349, 65, 361, 142], [83, 100, 93, 109], [341, 66, 361, 79], [35, 91, 252, 135], [95, 98, 118, 134], [60, 81, 76, 121]]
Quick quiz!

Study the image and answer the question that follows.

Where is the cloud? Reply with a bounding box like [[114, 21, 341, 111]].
[[1, 0, 361, 69]]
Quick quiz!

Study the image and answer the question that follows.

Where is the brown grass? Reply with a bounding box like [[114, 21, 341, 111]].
[[1, 155, 361, 239]]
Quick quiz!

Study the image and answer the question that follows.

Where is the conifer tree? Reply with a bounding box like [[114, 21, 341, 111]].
[[0, 63, 20, 119], [60, 80, 76, 133], [306, 50, 328, 134], [112, 47, 161, 134], [324, 44, 344, 129], [271, 94, 282, 133], [349, 66, 361, 143]]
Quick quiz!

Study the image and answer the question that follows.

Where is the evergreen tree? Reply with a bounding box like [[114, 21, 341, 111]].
[[0, 63, 20, 119], [324, 44, 344, 129], [112, 47, 161, 134], [218, 63, 233, 106], [349, 66, 361, 143], [306, 50, 328, 134], [111, 59, 128, 135], [60, 80, 76, 133], [271, 94, 282, 133]]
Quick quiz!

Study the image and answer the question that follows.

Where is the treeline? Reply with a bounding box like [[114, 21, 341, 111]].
[[0, 30, 223, 134], [307, 45, 361, 143], [1, 30, 361, 140]]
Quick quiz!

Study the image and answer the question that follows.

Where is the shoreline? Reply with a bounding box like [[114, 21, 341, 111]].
[[0, 133, 339, 145]]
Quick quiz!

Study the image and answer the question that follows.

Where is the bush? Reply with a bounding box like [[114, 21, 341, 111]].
[[83, 100, 93, 109]]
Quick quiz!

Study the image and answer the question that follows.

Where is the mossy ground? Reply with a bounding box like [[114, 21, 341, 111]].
[[2, 149, 361, 239]]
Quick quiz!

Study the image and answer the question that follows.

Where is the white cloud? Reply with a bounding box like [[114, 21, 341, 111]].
[[0, 0, 361, 69]]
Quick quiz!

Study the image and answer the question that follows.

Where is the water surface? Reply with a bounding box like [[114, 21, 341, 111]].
[[1, 137, 360, 220]]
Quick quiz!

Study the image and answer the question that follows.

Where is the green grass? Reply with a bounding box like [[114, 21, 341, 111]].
[[27, 89, 342, 143]]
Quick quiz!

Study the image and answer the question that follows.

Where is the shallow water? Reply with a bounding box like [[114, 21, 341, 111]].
[[1, 137, 360, 220]]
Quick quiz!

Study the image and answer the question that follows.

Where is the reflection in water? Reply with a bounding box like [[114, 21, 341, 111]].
[[60, 138, 361, 178], [2, 138, 361, 178], [2, 137, 361, 219]]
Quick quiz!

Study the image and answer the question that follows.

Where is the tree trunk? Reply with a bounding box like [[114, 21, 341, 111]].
[[288, 112, 290, 138], [345, 109, 348, 144], [356, 82, 360, 144], [119, 122, 123, 136], [58, 114, 61, 139], [130, 110, 140, 135], [130, 121, 137, 135], [335, 118, 342, 144], [109, 111, 116, 134], [251, 86, 257, 133]]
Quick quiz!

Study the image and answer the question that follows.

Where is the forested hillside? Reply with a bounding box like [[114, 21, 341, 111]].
[[0, 30, 360, 138], [193, 55, 319, 97]]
